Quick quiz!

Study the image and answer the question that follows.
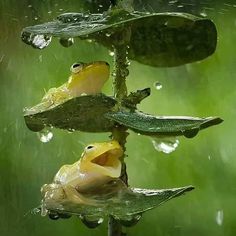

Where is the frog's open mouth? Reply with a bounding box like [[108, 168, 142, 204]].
[[91, 148, 122, 178]]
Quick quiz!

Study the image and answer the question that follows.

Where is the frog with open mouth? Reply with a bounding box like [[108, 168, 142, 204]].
[[41, 140, 123, 215]]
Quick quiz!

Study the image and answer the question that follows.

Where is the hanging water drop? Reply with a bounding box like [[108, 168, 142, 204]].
[[216, 210, 224, 226], [120, 214, 142, 227], [183, 128, 199, 138], [105, 32, 111, 37], [59, 38, 74, 47], [151, 137, 179, 154], [154, 81, 162, 90], [21, 32, 52, 49], [32, 35, 52, 49], [80, 215, 104, 228], [37, 129, 53, 143]]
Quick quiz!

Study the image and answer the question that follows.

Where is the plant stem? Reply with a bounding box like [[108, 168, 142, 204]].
[[109, 41, 130, 236]]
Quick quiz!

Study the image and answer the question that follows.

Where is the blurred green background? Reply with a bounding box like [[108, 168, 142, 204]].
[[1, 0, 236, 235]]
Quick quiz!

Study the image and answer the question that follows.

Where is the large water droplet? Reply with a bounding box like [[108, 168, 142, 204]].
[[154, 81, 162, 90], [59, 37, 74, 47], [21, 32, 52, 49], [151, 137, 179, 154], [216, 210, 223, 226], [37, 129, 53, 143]]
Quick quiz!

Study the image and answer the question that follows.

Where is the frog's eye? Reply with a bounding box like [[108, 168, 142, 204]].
[[70, 63, 83, 73], [86, 145, 95, 150]]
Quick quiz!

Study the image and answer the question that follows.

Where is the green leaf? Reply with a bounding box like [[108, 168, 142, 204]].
[[24, 94, 116, 132], [21, 10, 217, 67], [105, 111, 223, 138], [42, 179, 194, 220]]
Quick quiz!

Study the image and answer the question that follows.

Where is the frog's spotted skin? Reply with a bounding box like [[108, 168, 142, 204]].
[[41, 140, 123, 206], [42, 61, 110, 107]]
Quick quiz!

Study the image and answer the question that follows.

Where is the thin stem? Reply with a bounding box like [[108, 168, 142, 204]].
[[108, 216, 123, 236], [108, 38, 130, 236]]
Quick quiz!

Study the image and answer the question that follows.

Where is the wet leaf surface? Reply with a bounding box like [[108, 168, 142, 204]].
[[24, 94, 116, 132], [21, 10, 217, 67], [105, 111, 223, 138], [24, 95, 223, 136], [42, 179, 194, 220]]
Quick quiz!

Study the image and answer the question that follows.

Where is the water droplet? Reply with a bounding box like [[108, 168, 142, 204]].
[[183, 128, 199, 138], [121, 68, 129, 77], [216, 210, 223, 226], [154, 81, 162, 90], [200, 12, 207, 17], [120, 214, 142, 227], [208, 155, 211, 160], [67, 128, 75, 133], [112, 71, 116, 77], [49, 212, 60, 220], [59, 38, 74, 47], [105, 32, 111, 37], [48, 11, 52, 14], [34, 16, 39, 21], [151, 137, 179, 154], [80, 215, 104, 228], [32, 35, 51, 49], [109, 50, 115, 56], [21, 32, 52, 49], [37, 129, 53, 143]]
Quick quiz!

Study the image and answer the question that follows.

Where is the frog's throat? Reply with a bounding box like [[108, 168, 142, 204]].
[[82, 148, 123, 178]]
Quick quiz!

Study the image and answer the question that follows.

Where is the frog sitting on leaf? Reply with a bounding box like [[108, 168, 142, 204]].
[[42, 61, 110, 108], [41, 140, 123, 216]]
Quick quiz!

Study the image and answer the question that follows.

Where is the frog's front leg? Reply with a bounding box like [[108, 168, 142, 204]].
[[63, 185, 97, 206]]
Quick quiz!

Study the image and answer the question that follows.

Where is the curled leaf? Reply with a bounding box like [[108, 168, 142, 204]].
[[21, 10, 217, 67]]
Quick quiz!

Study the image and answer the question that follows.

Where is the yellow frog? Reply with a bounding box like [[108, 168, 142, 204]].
[[42, 61, 110, 107], [41, 140, 123, 209]]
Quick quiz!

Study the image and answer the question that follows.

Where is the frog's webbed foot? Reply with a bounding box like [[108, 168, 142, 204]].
[[63, 185, 98, 206]]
